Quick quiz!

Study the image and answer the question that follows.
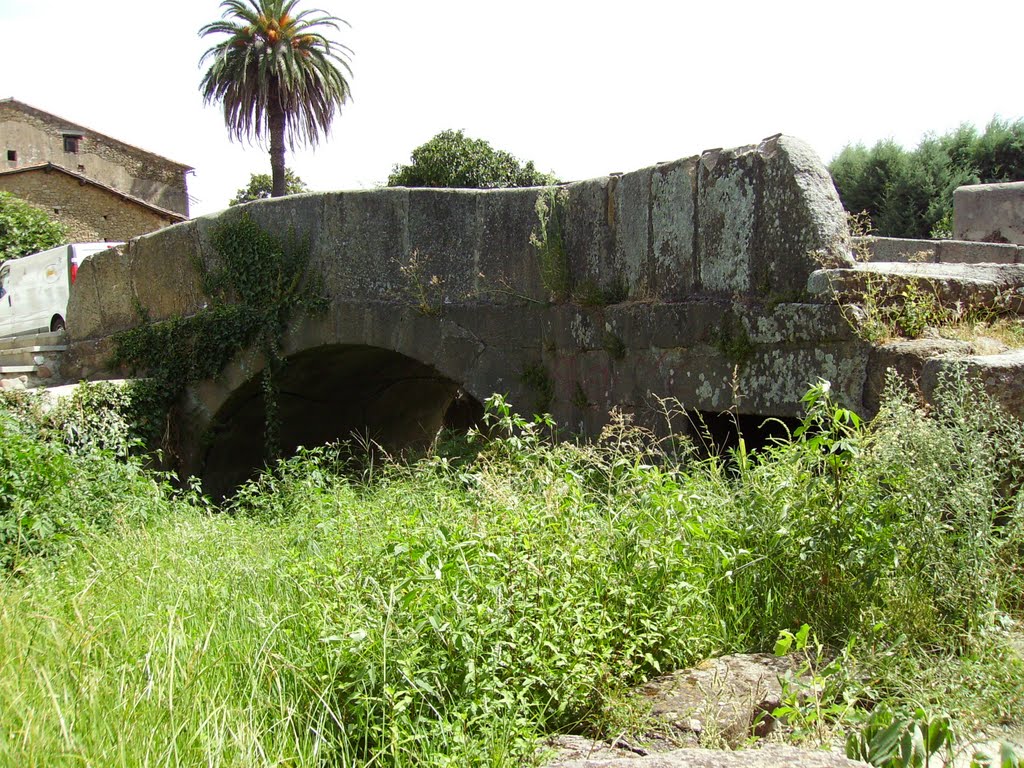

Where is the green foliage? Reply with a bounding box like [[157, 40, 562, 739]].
[[0, 191, 67, 262], [829, 117, 1024, 238], [112, 213, 326, 458], [0, 385, 170, 569], [519, 362, 555, 415], [602, 330, 627, 361], [530, 186, 571, 301], [713, 309, 755, 365], [0, 377, 1022, 763], [847, 705, 955, 768], [771, 625, 855, 744], [229, 168, 310, 205], [388, 129, 558, 189], [845, 277, 962, 343]]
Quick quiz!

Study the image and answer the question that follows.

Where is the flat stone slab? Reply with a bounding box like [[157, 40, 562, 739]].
[[808, 262, 1024, 313], [542, 744, 869, 767], [853, 236, 1023, 265]]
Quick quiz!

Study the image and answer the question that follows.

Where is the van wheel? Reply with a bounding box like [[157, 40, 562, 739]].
[[51, 316, 66, 332]]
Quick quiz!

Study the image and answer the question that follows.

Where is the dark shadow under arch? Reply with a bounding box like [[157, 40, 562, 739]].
[[200, 344, 483, 498]]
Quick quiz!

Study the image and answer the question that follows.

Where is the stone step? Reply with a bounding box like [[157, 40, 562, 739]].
[[0, 349, 57, 368], [853, 236, 1024, 265], [0, 331, 66, 353], [808, 261, 1024, 314]]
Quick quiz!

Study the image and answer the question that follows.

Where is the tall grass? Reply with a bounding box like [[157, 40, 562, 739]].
[[0, 373, 1021, 765]]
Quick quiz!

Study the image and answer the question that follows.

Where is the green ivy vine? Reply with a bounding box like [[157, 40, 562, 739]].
[[111, 213, 327, 461]]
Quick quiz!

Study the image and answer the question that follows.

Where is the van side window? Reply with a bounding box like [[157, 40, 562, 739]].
[[0, 268, 8, 300]]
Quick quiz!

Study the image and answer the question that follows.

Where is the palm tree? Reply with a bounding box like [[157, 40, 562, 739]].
[[199, 0, 352, 197]]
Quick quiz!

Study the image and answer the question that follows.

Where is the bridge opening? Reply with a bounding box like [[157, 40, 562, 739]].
[[200, 344, 483, 498], [686, 410, 802, 456]]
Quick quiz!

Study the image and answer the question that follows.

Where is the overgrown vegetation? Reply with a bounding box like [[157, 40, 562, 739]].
[[829, 117, 1024, 239], [0, 372, 1021, 765], [530, 187, 570, 301], [111, 213, 326, 458], [388, 129, 559, 189], [0, 190, 68, 262]]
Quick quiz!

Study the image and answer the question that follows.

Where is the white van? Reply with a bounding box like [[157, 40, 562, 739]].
[[0, 242, 122, 337]]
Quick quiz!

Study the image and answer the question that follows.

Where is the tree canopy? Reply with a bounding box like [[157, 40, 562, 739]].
[[229, 169, 309, 205], [388, 130, 558, 189], [199, 0, 352, 197], [0, 191, 68, 263], [829, 117, 1024, 238]]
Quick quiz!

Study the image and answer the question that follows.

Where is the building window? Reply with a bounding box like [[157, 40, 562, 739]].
[[5, 150, 15, 162], [63, 134, 81, 153]]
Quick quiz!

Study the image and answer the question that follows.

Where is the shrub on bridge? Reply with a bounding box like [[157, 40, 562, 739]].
[[388, 129, 558, 188]]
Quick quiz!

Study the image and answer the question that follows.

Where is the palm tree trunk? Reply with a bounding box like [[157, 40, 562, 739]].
[[268, 85, 287, 197]]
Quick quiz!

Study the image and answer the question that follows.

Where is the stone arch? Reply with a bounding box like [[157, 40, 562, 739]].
[[178, 309, 491, 498]]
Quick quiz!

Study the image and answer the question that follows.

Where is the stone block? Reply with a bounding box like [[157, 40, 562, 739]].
[[651, 157, 698, 299], [737, 343, 869, 417], [922, 349, 1024, 420], [954, 181, 1024, 244], [753, 135, 852, 296], [544, 304, 603, 352], [129, 219, 206, 323], [65, 248, 105, 341], [407, 189, 480, 305], [611, 165, 653, 298], [698, 144, 760, 293], [229, 192, 325, 252], [477, 188, 547, 304], [89, 245, 139, 337], [563, 177, 613, 294], [317, 189, 410, 300], [863, 338, 976, 415], [738, 302, 856, 344], [934, 239, 1022, 264], [854, 236, 936, 263]]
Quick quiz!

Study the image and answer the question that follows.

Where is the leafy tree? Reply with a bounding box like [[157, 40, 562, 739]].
[[0, 191, 67, 263], [388, 130, 558, 189], [229, 168, 309, 205], [829, 117, 1024, 238], [199, 0, 353, 198]]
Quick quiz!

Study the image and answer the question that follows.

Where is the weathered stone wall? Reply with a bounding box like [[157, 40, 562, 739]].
[[66, 134, 862, 487], [0, 99, 190, 216], [954, 181, 1024, 245], [0, 167, 178, 242]]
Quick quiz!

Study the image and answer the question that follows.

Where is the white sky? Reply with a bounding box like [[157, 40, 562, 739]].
[[2, 0, 1021, 217]]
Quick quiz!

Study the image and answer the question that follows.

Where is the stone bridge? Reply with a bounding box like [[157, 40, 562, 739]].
[[66, 134, 868, 494]]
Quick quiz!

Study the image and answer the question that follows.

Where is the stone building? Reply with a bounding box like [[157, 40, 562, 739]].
[[0, 98, 191, 242]]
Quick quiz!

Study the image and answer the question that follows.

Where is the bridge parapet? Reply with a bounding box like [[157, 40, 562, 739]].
[[68, 133, 851, 343], [65, 134, 866, 493]]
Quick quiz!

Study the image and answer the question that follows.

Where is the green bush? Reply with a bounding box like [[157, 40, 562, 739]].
[[229, 168, 309, 205], [829, 117, 1024, 238], [0, 386, 170, 569], [0, 191, 67, 262], [388, 129, 558, 189]]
